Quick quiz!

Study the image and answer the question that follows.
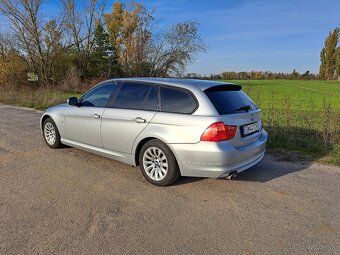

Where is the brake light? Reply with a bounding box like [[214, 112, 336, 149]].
[[225, 125, 238, 139], [200, 122, 237, 142]]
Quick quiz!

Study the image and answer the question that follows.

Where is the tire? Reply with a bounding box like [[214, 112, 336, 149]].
[[139, 139, 180, 186], [43, 117, 63, 149]]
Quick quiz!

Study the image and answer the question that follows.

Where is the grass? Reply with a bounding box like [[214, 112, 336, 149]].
[[1, 79, 339, 166], [228, 80, 340, 110], [0, 88, 81, 110], [222, 80, 340, 165]]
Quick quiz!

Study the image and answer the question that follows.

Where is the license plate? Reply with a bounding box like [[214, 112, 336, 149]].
[[241, 122, 259, 136]]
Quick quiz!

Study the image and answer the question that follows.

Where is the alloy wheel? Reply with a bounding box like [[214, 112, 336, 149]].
[[142, 147, 168, 181], [44, 122, 56, 145]]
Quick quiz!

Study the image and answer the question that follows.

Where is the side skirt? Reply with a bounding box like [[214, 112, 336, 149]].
[[61, 138, 136, 166]]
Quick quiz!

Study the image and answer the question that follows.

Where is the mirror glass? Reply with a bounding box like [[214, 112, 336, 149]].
[[67, 97, 78, 106]]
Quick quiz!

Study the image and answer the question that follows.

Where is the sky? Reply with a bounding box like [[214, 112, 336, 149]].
[[1, 0, 340, 75], [136, 0, 340, 75]]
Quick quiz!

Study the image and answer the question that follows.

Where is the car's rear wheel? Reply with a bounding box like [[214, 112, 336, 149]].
[[43, 117, 62, 149], [139, 139, 180, 186]]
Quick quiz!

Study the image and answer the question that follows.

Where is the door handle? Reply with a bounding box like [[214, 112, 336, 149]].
[[132, 117, 146, 123], [92, 114, 101, 119]]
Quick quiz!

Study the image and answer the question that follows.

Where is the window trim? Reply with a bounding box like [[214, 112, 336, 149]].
[[107, 81, 160, 112], [78, 80, 199, 114], [158, 85, 199, 115]]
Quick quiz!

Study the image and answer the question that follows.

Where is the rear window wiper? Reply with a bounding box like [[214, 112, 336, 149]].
[[230, 105, 251, 113]]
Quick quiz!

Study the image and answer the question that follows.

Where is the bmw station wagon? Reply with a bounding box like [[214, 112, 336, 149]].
[[40, 78, 268, 186]]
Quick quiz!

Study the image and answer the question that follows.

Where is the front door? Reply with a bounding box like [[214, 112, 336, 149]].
[[64, 83, 118, 147], [64, 107, 105, 147]]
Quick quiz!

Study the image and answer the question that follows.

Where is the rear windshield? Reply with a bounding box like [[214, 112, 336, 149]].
[[205, 89, 258, 115]]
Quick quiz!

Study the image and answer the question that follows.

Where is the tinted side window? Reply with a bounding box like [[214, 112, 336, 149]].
[[144, 86, 159, 111], [113, 82, 158, 110], [160, 87, 196, 114], [82, 83, 117, 107]]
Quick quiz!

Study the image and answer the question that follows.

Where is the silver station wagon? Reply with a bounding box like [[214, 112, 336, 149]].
[[41, 78, 268, 186]]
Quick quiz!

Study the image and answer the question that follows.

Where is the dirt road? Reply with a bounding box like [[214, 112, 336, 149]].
[[0, 104, 339, 255]]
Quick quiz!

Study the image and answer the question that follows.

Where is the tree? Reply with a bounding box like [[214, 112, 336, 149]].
[[0, 49, 27, 86], [319, 28, 339, 80], [319, 48, 326, 78], [0, 0, 206, 84], [0, 32, 12, 61], [0, 32, 26, 86], [336, 47, 340, 78], [0, 0, 44, 81], [301, 70, 310, 80], [289, 69, 299, 79], [90, 21, 118, 78], [0, 0, 65, 84], [104, 1, 205, 77], [148, 22, 206, 76], [44, 19, 66, 84], [61, 0, 104, 78], [104, 1, 153, 76]]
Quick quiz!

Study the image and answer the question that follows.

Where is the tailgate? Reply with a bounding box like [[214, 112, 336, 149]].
[[219, 109, 262, 148]]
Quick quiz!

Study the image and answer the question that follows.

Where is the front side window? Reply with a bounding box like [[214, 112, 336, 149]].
[[113, 82, 158, 110], [81, 83, 117, 107], [160, 87, 197, 114]]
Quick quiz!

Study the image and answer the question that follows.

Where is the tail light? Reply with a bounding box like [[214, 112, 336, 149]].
[[225, 124, 238, 139], [200, 122, 237, 142]]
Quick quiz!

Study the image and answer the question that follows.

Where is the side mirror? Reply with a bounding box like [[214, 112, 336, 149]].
[[67, 97, 78, 106]]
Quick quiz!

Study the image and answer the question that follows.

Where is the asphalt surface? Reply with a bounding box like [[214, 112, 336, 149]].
[[0, 104, 339, 255]]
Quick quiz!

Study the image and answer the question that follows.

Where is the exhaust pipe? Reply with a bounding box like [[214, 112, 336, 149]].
[[226, 171, 237, 180]]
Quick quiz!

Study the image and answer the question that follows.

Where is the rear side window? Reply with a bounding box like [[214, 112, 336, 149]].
[[113, 82, 158, 110], [205, 88, 257, 115], [160, 87, 197, 114], [144, 86, 159, 111]]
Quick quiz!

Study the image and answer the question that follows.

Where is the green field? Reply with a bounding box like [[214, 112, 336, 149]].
[[1, 79, 339, 165], [221, 80, 339, 165], [223, 80, 340, 131], [225, 80, 340, 110]]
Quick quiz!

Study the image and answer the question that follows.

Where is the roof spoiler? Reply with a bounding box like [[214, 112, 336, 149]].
[[204, 84, 242, 92]]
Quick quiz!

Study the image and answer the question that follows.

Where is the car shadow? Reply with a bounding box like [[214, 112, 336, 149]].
[[172, 176, 207, 186], [231, 154, 312, 183], [173, 154, 314, 185], [235, 124, 334, 183]]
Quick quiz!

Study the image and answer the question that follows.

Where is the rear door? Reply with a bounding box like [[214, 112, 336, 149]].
[[64, 83, 118, 147], [204, 86, 262, 148], [100, 82, 159, 154]]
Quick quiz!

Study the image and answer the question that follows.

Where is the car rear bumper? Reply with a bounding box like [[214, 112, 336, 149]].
[[169, 129, 268, 178]]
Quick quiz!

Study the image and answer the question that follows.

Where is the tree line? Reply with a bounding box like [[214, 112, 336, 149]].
[[185, 69, 318, 80], [0, 0, 205, 87]]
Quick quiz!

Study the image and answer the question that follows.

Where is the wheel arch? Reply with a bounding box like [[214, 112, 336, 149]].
[[134, 137, 157, 166], [40, 114, 60, 135], [40, 114, 52, 133], [134, 137, 180, 168]]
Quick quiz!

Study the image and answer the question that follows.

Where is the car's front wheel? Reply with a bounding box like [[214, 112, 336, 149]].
[[139, 139, 180, 186], [43, 117, 62, 149]]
